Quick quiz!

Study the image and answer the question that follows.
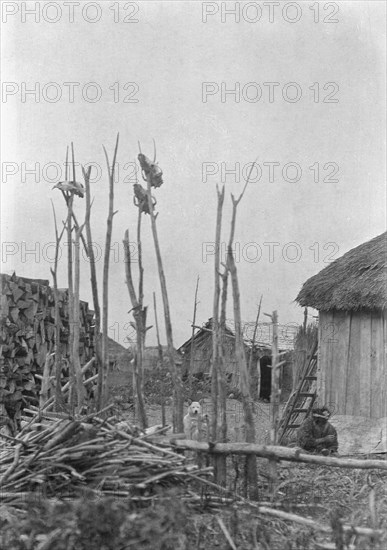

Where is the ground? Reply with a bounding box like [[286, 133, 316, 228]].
[[108, 365, 276, 443], [1, 371, 386, 550], [103, 369, 387, 550]]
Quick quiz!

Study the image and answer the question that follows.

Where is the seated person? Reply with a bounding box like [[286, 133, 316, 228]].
[[297, 407, 338, 455]]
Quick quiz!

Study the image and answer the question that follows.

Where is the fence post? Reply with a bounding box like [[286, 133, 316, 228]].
[[269, 310, 280, 492]]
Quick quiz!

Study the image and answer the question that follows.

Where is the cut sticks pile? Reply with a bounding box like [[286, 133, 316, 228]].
[[0, 412, 211, 508]]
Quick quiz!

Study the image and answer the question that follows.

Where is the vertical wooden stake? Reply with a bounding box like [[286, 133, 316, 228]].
[[83, 165, 102, 411], [101, 134, 119, 408], [153, 292, 163, 364], [153, 292, 165, 426], [248, 295, 263, 400], [228, 249, 258, 500], [189, 276, 200, 393], [50, 201, 65, 412], [66, 145, 76, 413], [73, 223, 86, 413], [303, 307, 308, 333], [211, 185, 225, 485], [123, 230, 148, 428], [269, 309, 280, 493], [144, 156, 183, 432]]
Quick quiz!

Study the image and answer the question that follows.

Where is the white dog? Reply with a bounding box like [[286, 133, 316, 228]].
[[183, 400, 209, 440]]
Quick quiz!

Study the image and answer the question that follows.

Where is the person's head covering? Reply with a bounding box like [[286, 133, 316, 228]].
[[312, 407, 330, 420]]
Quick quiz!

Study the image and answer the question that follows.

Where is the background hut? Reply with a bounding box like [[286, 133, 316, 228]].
[[108, 337, 131, 371], [296, 232, 387, 419], [178, 318, 296, 400]]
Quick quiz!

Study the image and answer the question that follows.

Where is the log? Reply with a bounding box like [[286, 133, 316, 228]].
[[171, 441, 387, 470], [256, 506, 383, 537]]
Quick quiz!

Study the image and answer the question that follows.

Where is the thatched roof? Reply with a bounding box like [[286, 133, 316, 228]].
[[296, 232, 387, 311]]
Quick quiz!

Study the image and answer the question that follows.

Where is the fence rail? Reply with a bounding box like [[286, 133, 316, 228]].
[[169, 439, 387, 470]]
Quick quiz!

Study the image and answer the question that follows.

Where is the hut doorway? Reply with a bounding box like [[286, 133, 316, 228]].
[[259, 356, 272, 401]]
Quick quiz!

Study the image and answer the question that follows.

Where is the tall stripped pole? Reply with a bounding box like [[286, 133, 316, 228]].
[[53, 145, 90, 412], [153, 291, 166, 426], [224, 162, 258, 496], [267, 309, 287, 492], [141, 146, 183, 432], [50, 201, 65, 411], [83, 165, 103, 410], [153, 292, 163, 365], [66, 146, 75, 411], [123, 229, 148, 428], [270, 310, 280, 445], [188, 276, 200, 389], [73, 222, 86, 413], [248, 295, 263, 400], [228, 247, 258, 499], [211, 185, 225, 447], [101, 134, 119, 408]]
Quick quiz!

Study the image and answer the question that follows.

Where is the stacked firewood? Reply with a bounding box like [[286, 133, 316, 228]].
[[0, 273, 95, 426], [0, 412, 211, 507]]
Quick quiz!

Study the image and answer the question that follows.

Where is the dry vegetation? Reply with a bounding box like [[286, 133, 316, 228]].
[[1, 414, 386, 549]]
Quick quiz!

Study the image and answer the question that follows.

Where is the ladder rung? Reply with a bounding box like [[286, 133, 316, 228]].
[[293, 408, 309, 413], [304, 376, 317, 381], [288, 424, 301, 429], [299, 392, 315, 397]]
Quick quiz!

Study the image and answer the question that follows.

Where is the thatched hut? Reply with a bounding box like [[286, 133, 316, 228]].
[[296, 232, 387, 419]]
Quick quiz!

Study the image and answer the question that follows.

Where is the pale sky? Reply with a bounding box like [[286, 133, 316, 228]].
[[1, 1, 386, 349]]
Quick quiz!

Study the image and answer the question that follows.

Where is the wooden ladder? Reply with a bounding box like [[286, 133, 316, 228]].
[[278, 340, 318, 444]]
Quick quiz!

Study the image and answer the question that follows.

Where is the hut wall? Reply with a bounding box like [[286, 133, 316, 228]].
[[317, 310, 386, 419], [183, 333, 239, 377], [190, 337, 212, 375]]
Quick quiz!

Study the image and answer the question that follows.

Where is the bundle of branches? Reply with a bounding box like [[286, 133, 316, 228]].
[[0, 413, 211, 508]]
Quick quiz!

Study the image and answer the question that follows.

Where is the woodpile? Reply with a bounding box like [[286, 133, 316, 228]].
[[0, 273, 95, 428], [0, 411, 211, 507]]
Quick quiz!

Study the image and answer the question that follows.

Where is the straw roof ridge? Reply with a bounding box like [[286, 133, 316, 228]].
[[296, 232, 387, 311]]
